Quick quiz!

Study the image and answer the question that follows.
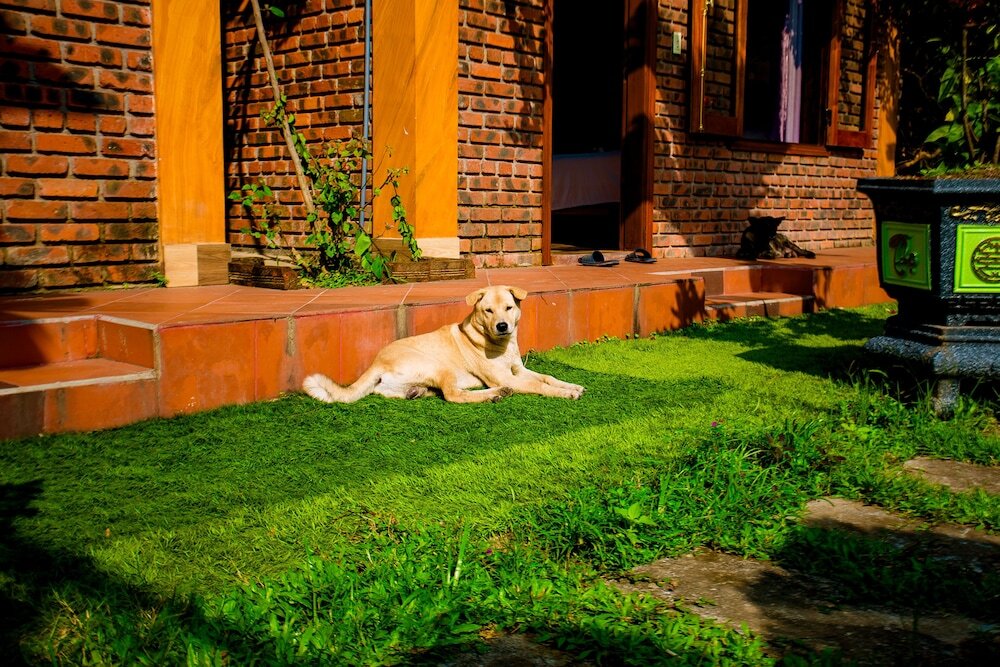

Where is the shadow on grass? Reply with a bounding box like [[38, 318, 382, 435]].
[[2, 474, 763, 665], [679, 307, 895, 382], [0, 366, 727, 541], [0, 481, 231, 665], [687, 308, 1000, 405], [680, 307, 888, 347], [0, 366, 746, 661]]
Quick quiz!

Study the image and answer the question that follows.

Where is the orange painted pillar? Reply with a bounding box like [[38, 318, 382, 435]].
[[152, 0, 229, 285], [373, 0, 459, 258]]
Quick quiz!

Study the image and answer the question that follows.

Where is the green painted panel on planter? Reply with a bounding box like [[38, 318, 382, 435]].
[[954, 225, 1000, 293], [881, 221, 931, 290]]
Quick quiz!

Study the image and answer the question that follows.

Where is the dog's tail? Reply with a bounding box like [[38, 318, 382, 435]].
[[303, 369, 379, 404]]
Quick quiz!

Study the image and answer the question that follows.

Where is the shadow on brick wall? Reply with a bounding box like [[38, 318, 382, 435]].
[[0, 14, 125, 117]]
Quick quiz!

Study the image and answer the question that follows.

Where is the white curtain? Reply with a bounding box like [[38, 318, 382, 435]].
[[778, 0, 803, 142]]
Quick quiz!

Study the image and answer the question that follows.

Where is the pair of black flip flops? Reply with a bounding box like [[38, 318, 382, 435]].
[[578, 249, 655, 267]]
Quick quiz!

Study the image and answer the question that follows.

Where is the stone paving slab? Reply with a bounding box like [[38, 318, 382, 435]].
[[621, 458, 1000, 665], [904, 456, 1000, 495]]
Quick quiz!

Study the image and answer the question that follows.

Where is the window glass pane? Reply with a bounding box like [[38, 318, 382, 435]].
[[743, 1, 785, 140], [743, 0, 829, 144], [798, 0, 829, 143]]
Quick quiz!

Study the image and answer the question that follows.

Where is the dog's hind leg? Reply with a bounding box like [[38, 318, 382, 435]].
[[372, 372, 429, 399]]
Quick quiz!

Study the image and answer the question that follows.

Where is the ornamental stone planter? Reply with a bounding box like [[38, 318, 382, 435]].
[[856, 177, 1000, 414]]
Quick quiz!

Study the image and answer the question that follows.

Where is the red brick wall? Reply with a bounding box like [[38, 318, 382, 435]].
[[0, 0, 884, 292], [457, 0, 546, 268], [0, 0, 158, 292], [222, 0, 882, 269], [456, 0, 880, 264], [222, 0, 366, 253]]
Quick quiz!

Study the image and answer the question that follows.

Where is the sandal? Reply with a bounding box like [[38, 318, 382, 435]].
[[624, 248, 656, 264], [578, 250, 620, 267]]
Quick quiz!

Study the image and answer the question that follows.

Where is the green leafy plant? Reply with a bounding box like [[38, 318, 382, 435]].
[[903, 3, 1000, 172], [297, 131, 420, 285], [231, 0, 421, 286], [230, 181, 285, 257], [229, 130, 420, 286], [921, 26, 1000, 171]]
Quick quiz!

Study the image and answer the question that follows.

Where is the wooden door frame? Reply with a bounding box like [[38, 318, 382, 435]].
[[541, 0, 655, 264], [621, 0, 656, 252]]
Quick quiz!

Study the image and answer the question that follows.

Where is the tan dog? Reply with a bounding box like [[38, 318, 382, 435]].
[[303, 285, 585, 404]]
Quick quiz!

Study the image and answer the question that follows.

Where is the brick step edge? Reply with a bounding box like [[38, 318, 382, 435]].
[[705, 293, 815, 320], [0, 358, 156, 396]]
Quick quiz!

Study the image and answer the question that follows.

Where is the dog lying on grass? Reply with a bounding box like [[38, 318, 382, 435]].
[[303, 285, 586, 404]]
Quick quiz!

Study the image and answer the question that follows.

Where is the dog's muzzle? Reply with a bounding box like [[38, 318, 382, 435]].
[[495, 321, 510, 335]]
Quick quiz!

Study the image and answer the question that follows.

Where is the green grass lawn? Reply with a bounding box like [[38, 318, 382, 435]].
[[2, 304, 998, 665]]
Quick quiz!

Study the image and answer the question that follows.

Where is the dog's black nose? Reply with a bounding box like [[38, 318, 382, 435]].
[[496, 321, 509, 333]]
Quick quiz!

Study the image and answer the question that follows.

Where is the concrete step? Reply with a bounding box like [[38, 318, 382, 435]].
[[0, 317, 157, 439], [0, 359, 158, 440], [696, 265, 815, 297], [0, 357, 156, 389], [0, 316, 156, 370], [705, 292, 815, 321]]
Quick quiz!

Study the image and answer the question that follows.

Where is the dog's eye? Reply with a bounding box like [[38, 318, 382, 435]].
[[485, 308, 493, 314], [505, 306, 513, 311]]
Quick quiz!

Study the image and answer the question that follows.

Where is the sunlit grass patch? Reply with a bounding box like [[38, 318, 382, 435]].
[[2, 303, 997, 664]]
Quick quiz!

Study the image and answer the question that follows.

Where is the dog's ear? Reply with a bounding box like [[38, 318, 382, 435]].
[[507, 286, 527, 301], [465, 288, 488, 306]]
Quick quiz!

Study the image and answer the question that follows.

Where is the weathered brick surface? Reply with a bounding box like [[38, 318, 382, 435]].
[[0, 0, 158, 292], [222, 0, 367, 252]]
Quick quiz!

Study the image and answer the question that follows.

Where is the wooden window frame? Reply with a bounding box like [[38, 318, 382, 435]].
[[688, 0, 876, 150]]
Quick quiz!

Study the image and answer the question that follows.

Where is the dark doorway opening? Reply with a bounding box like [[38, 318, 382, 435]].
[[550, 0, 625, 253]]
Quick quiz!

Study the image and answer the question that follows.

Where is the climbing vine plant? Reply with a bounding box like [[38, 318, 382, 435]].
[[230, 0, 421, 287]]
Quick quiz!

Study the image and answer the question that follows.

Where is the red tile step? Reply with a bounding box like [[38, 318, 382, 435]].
[[705, 292, 816, 321], [0, 316, 157, 439], [0, 248, 892, 439]]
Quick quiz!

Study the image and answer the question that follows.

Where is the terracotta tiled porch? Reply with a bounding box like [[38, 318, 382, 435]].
[[0, 247, 890, 440]]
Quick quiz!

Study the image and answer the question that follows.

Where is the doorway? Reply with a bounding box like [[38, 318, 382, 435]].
[[546, 0, 654, 259]]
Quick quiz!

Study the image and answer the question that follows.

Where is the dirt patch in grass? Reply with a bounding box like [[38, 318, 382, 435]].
[[437, 634, 589, 667], [627, 501, 999, 664]]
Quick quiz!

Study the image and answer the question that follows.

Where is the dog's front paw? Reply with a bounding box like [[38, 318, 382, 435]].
[[565, 384, 585, 399]]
